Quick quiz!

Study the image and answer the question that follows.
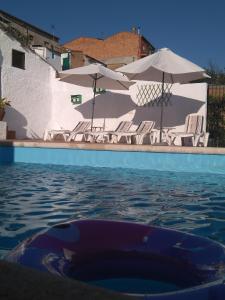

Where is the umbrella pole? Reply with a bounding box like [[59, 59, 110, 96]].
[[91, 79, 97, 132], [159, 72, 165, 143]]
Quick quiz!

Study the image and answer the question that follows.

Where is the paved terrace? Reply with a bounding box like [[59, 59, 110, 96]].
[[0, 139, 225, 155]]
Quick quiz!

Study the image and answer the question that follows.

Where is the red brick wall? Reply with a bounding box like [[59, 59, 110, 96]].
[[63, 32, 144, 61], [140, 39, 153, 57], [71, 51, 84, 68]]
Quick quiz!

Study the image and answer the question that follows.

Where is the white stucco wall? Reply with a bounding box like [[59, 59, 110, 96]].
[[0, 29, 54, 138], [32, 47, 61, 72], [50, 79, 135, 133], [50, 79, 207, 137], [130, 81, 207, 131]]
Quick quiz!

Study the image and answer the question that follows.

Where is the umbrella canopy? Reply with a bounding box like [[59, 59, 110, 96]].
[[117, 48, 208, 83], [59, 63, 133, 130], [117, 48, 209, 143], [59, 63, 133, 90]]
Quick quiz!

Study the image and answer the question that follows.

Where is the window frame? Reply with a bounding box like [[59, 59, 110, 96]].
[[12, 49, 25, 70]]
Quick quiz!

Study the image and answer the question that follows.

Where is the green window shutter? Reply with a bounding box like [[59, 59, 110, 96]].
[[62, 57, 70, 70]]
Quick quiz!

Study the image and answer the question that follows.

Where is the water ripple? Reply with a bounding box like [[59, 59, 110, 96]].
[[1, 163, 225, 257]]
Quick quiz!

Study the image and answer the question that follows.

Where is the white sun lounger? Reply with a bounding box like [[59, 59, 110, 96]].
[[44, 121, 91, 142], [109, 120, 155, 144], [84, 121, 133, 143], [168, 114, 209, 147]]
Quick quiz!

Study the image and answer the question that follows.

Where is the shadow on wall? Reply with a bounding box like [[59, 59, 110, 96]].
[[76, 91, 204, 128], [75, 92, 136, 119], [28, 130, 42, 139], [133, 94, 204, 127], [0, 49, 27, 138], [5, 107, 27, 138]]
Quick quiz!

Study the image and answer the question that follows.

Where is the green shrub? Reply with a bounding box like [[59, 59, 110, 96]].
[[207, 94, 225, 147]]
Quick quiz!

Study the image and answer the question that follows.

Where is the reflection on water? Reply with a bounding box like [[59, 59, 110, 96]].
[[1, 163, 225, 256], [90, 278, 180, 294]]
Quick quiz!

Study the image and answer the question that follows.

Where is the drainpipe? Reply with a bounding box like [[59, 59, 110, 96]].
[[137, 27, 141, 59]]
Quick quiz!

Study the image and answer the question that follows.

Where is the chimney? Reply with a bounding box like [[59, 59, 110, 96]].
[[131, 26, 137, 34], [137, 27, 141, 35]]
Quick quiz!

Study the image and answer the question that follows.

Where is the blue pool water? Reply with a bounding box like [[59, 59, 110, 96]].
[[1, 162, 225, 259], [2, 161, 225, 294]]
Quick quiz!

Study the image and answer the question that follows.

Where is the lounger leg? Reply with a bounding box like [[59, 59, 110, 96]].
[[111, 135, 118, 143], [193, 135, 199, 147], [96, 133, 104, 143], [204, 133, 209, 147], [43, 130, 49, 141], [86, 134, 95, 143], [167, 135, 172, 146], [67, 132, 76, 142], [63, 133, 69, 141], [83, 133, 89, 142], [103, 134, 109, 143], [137, 135, 143, 144], [170, 135, 176, 146], [127, 136, 132, 144], [50, 132, 55, 140], [149, 132, 154, 144]]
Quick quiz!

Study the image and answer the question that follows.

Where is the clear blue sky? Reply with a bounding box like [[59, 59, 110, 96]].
[[1, 0, 225, 69]]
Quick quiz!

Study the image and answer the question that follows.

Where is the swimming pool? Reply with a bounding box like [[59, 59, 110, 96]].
[[1, 144, 225, 174], [1, 161, 225, 260]]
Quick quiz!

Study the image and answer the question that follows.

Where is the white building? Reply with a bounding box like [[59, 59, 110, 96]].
[[0, 9, 62, 71], [32, 46, 61, 72], [0, 26, 54, 138], [0, 26, 207, 142]]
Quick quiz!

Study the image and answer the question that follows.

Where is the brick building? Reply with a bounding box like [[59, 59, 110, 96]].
[[61, 50, 102, 70], [63, 30, 155, 69]]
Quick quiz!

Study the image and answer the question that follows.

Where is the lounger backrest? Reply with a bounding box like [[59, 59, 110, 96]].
[[74, 121, 91, 132], [72, 121, 82, 131], [116, 121, 132, 132], [136, 121, 155, 134], [185, 114, 204, 134]]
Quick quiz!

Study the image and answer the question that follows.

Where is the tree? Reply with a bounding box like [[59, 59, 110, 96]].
[[207, 94, 225, 147], [205, 62, 225, 85], [204, 62, 225, 146]]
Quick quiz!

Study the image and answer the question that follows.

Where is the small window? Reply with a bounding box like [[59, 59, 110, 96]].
[[51, 45, 55, 59], [12, 49, 25, 69]]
